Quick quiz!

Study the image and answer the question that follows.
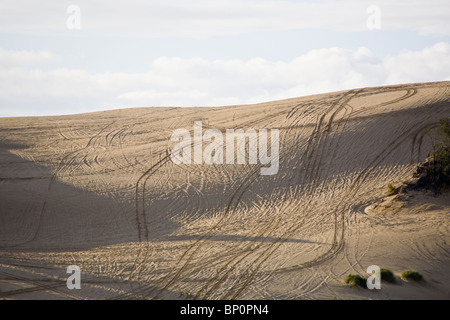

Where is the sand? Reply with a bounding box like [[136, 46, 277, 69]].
[[0, 81, 449, 300]]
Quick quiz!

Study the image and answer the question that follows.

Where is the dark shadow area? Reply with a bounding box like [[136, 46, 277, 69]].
[[159, 234, 327, 244], [0, 145, 178, 251]]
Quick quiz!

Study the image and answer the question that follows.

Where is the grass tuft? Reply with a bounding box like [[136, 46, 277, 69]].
[[344, 274, 367, 288], [400, 270, 423, 281], [380, 268, 396, 283]]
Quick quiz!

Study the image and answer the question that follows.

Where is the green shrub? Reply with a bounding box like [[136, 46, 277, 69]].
[[434, 146, 450, 173], [414, 117, 450, 193], [387, 183, 395, 195], [380, 268, 396, 283], [400, 270, 423, 281], [344, 274, 367, 288], [435, 118, 450, 174], [438, 117, 450, 142]]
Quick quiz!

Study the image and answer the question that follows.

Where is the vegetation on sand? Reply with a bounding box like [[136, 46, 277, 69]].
[[380, 268, 396, 283], [387, 183, 395, 196], [344, 274, 367, 288], [414, 118, 450, 193], [400, 270, 423, 281]]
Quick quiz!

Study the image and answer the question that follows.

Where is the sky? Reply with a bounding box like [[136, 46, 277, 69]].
[[0, 0, 449, 117]]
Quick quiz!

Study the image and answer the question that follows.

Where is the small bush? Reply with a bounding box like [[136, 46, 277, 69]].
[[428, 117, 450, 191], [344, 274, 367, 288], [438, 117, 450, 142], [400, 270, 423, 281], [410, 117, 450, 194], [387, 183, 395, 195], [380, 268, 396, 283]]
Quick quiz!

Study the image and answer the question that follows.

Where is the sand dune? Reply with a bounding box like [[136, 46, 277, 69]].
[[0, 81, 449, 300]]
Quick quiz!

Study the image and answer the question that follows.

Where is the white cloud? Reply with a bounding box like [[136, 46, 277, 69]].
[[0, 0, 449, 36], [383, 43, 450, 84], [1, 42, 449, 116], [0, 48, 54, 67]]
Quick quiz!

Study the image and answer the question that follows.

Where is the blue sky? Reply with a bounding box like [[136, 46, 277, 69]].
[[1, 0, 449, 117]]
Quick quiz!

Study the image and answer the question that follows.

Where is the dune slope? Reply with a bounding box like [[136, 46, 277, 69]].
[[0, 81, 449, 299]]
